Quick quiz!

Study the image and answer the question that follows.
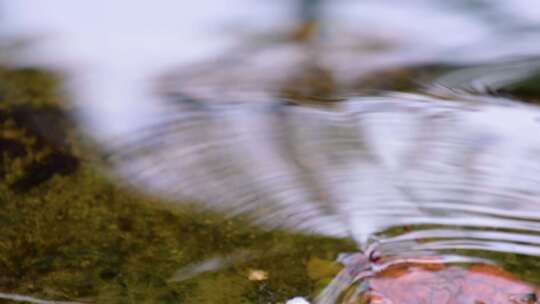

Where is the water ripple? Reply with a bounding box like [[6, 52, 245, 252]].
[[105, 91, 540, 266]]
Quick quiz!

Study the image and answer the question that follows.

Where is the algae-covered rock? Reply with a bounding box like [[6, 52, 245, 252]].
[[501, 71, 540, 104], [0, 67, 79, 192]]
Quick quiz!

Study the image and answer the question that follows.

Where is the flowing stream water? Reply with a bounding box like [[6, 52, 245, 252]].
[[2, 0, 540, 303]]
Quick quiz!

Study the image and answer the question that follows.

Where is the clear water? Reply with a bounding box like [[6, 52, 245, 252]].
[[2, 0, 540, 303]]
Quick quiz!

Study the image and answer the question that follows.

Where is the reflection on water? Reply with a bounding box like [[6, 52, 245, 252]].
[[2, 0, 540, 303]]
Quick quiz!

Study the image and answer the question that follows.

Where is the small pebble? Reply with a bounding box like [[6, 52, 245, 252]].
[[286, 297, 310, 304], [247, 269, 268, 281]]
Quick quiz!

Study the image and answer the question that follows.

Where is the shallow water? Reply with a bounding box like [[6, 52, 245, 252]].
[[2, 0, 540, 303]]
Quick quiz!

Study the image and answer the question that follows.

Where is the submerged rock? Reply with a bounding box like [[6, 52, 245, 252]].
[[319, 255, 540, 304]]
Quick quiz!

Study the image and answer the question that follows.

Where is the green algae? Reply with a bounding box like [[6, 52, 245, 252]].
[[0, 165, 352, 303], [0, 66, 354, 303]]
